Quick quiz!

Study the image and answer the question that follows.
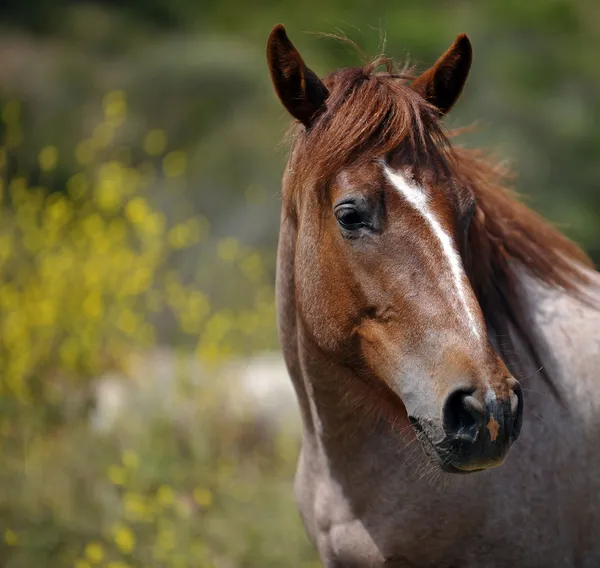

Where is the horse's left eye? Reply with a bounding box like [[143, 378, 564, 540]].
[[335, 207, 364, 230]]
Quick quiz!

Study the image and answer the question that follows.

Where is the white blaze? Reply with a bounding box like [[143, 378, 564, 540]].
[[383, 163, 481, 338]]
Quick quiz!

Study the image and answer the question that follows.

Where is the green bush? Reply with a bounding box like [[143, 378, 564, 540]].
[[0, 95, 317, 567]]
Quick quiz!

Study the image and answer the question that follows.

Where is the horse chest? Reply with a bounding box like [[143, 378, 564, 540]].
[[298, 454, 481, 567], [297, 438, 594, 568]]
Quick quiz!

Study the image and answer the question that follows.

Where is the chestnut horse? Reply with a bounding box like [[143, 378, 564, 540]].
[[267, 24, 600, 567]]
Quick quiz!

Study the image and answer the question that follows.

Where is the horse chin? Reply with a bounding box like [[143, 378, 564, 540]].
[[408, 417, 452, 471], [408, 416, 494, 475], [419, 436, 481, 475]]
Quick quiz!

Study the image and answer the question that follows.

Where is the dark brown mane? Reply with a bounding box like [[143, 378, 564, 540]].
[[287, 56, 596, 397]]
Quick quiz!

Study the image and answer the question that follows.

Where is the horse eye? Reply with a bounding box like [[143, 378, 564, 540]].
[[335, 207, 364, 230]]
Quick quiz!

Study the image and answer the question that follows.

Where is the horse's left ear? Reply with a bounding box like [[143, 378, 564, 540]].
[[267, 24, 329, 127], [411, 33, 472, 116]]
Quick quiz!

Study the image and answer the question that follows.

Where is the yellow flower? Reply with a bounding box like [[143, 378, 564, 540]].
[[107, 465, 126, 486], [39, 146, 59, 172], [240, 252, 264, 282], [125, 197, 149, 225], [84, 542, 105, 564], [217, 237, 239, 262], [162, 150, 186, 178], [116, 309, 138, 336], [123, 492, 149, 521], [103, 91, 127, 127], [121, 449, 139, 470], [193, 487, 213, 508], [36, 300, 57, 326], [167, 223, 190, 249], [143, 129, 167, 156], [156, 526, 175, 552], [82, 293, 103, 320], [112, 523, 136, 554], [156, 484, 175, 507], [141, 212, 165, 236], [67, 173, 88, 200], [203, 312, 232, 343], [4, 529, 18, 546], [95, 179, 123, 213], [2, 100, 20, 123]]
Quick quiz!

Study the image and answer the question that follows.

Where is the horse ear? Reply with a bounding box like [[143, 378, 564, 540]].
[[411, 33, 472, 116], [267, 24, 329, 127]]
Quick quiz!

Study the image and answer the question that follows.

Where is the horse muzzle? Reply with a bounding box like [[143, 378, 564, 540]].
[[411, 380, 524, 473]]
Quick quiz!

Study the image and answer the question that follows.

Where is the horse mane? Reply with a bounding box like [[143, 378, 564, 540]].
[[287, 54, 595, 398]]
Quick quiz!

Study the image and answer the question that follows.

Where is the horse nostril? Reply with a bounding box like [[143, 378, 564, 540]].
[[442, 388, 484, 442]]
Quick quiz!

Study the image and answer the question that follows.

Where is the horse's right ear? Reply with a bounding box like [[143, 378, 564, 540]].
[[267, 24, 329, 127]]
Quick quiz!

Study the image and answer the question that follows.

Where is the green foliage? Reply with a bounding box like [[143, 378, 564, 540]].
[[0, 97, 306, 567]]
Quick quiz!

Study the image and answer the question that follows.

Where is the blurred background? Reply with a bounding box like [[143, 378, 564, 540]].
[[0, 1, 598, 567]]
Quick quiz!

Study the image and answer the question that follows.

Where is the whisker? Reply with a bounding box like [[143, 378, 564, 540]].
[[521, 386, 553, 402], [517, 366, 544, 383]]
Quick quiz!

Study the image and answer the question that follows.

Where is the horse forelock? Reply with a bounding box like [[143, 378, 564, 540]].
[[286, 60, 451, 190]]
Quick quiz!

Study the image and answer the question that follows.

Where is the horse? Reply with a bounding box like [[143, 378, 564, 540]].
[[266, 24, 600, 567]]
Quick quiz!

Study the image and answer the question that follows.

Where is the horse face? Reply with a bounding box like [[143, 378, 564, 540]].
[[268, 25, 523, 472]]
